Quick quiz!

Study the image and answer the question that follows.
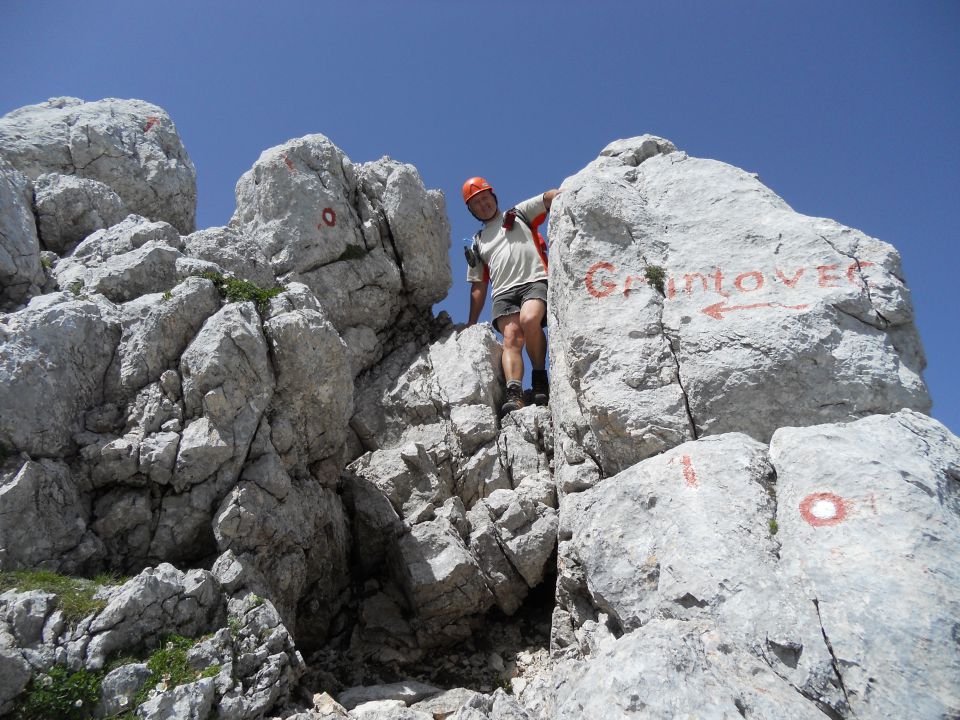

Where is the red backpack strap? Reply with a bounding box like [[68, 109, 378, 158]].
[[512, 209, 549, 272], [528, 212, 549, 272]]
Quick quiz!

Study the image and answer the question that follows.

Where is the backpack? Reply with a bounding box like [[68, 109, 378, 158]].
[[464, 207, 549, 285]]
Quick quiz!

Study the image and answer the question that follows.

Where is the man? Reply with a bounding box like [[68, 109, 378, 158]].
[[462, 176, 560, 415]]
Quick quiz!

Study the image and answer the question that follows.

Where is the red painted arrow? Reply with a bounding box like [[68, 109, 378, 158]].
[[701, 300, 809, 320]]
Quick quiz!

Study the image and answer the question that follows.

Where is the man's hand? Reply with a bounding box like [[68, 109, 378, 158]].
[[543, 189, 561, 210]]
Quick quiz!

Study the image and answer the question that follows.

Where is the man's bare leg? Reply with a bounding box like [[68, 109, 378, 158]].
[[499, 313, 527, 413], [499, 312, 525, 382], [519, 299, 547, 370]]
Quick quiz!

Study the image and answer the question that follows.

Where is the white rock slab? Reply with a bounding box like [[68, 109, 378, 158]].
[[0, 97, 196, 233], [549, 135, 930, 476], [772, 410, 960, 719]]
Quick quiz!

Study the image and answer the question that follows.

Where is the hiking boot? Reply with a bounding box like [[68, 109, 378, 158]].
[[531, 369, 550, 406], [501, 384, 525, 415]]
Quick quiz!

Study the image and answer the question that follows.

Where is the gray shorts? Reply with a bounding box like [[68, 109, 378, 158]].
[[492, 280, 548, 333]]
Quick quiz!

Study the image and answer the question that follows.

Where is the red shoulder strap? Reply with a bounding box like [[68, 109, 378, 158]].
[[529, 212, 549, 272]]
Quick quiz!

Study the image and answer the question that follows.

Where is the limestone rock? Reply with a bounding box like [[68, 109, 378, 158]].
[[0, 97, 196, 233], [549, 134, 931, 476], [80, 564, 220, 669], [213, 451, 351, 644], [0, 157, 43, 309], [410, 688, 482, 719], [552, 411, 959, 717], [1, 590, 58, 649], [358, 157, 451, 308], [337, 680, 442, 710], [521, 620, 829, 719], [108, 276, 221, 397], [428, 325, 503, 409], [263, 286, 353, 470], [137, 677, 215, 720], [0, 627, 32, 716], [346, 330, 555, 651], [555, 433, 837, 705], [230, 135, 450, 374], [448, 690, 532, 720], [182, 225, 276, 289], [95, 662, 152, 718], [33, 173, 127, 254], [397, 517, 495, 647], [481, 483, 557, 589], [349, 437, 454, 525], [176, 301, 274, 488], [53, 215, 183, 302], [466, 503, 528, 616], [772, 410, 960, 719], [0, 296, 120, 456], [0, 459, 105, 572], [350, 700, 434, 719], [219, 593, 305, 718]]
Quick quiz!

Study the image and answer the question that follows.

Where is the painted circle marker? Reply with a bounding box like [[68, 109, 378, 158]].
[[322, 208, 336, 227], [799, 492, 847, 527]]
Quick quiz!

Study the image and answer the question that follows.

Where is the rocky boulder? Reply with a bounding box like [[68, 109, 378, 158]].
[[33, 173, 128, 255], [343, 325, 557, 661], [230, 135, 450, 374], [52, 214, 184, 302], [0, 97, 196, 234], [0, 295, 120, 457], [548, 410, 959, 717], [549, 135, 930, 477], [0, 157, 44, 309], [0, 567, 304, 720]]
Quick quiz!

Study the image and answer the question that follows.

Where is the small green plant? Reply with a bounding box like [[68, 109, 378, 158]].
[[644, 265, 666, 294], [161, 290, 173, 301], [68, 280, 84, 296], [769, 518, 779, 535], [336, 244, 367, 262], [227, 616, 242, 634], [40, 255, 53, 269], [199, 664, 222, 680], [198, 271, 283, 311], [133, 635, 219, 708], [14, 665, 103, 720], [0, 571, 107, 625]]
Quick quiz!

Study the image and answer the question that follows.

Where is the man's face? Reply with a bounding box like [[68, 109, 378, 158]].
[[467, 189, 498, 222]]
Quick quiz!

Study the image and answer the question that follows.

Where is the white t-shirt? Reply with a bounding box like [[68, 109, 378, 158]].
[[466, 194, 548, 296]]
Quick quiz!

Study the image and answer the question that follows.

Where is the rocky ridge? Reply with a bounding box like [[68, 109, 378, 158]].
[[0, 99, 957, 720]]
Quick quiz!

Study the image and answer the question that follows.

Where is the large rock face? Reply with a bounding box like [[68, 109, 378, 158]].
[[343, 325, 557, 660], [549, 135, 929, 477], [546, 410, 960, 718], [537, 137, 957, 720], [230, 135, 451, 374], [0, 97, 196, 234]]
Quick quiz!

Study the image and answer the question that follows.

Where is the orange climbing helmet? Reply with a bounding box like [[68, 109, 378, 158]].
[[461, 177, 493, 204]]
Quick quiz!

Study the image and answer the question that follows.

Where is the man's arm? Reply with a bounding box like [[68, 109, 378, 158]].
[[467, 281, 488, 326], [542, 189, 561, 210]]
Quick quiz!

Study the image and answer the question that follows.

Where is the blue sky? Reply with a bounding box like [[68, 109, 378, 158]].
[[3, 1, 957, 432]]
